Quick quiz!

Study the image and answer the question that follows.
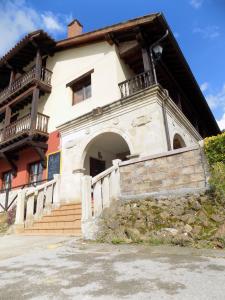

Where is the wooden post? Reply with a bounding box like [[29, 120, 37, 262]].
[[30, 87, 39, 132], [141, 48, 154, 84], [2, 105, 11, 140], [9, 70, 15, 90], [35, 49, 42, 80]]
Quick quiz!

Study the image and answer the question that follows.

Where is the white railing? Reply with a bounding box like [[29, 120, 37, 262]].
[[81, 160, 121, 230], [15, 176, 60, 227]]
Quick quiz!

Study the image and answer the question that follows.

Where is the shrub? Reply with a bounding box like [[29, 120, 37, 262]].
[[204, 132, 225, 166], [7, 205, 16, 225], [209, 162, 225, 202]]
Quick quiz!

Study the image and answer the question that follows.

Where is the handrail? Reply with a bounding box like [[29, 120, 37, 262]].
[[118, 70, 154, 98], [92, 165, 118, 185], [0, 66, 52, 104]]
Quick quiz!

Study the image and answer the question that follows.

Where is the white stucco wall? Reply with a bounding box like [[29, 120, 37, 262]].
[[59, 87, 202, 176], [40, 41, 133, 132]]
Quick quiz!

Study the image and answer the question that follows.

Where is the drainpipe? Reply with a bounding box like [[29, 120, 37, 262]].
[[162, 90, 172, 151]]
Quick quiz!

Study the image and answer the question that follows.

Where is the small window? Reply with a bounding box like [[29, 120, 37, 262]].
[[29, 162, 43, 186], [72, 74, 92, 105], [66, 70, 93, 106], [2, 171, 13, 190]]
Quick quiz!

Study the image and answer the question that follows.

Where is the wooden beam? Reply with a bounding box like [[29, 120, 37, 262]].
[[2, 106, 11, 140], [28, 140, 48, 149], [105, 33, 116, 45], [0, 137, 30, 153], [33, 146, 47, 168], [117, 40, 140, 58], [1, 153, 17, 176], [30, 87, 40, 131]]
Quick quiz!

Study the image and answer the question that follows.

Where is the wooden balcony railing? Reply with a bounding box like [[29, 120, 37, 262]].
[[0, 112, 49, 145], [118, 70, 154, 98], [0, 67, 52, 104]]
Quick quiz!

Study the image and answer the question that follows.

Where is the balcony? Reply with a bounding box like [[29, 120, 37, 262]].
[[0, 112, 49, 150], [119, 70, 154, 99], [0, 67, 52, 106]]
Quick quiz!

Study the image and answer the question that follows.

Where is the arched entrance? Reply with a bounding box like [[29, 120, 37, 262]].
[[173, 134, 186, 150], [83, 132, 131, 176]]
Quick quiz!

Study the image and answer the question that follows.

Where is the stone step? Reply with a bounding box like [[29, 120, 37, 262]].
[[32, 219, 81, 229], [41, 213, 81, 222], [51, 208, 82, 216], [57, 203, 81, 210], [23, 228, 81, 236], [21, 201, 82, 236]]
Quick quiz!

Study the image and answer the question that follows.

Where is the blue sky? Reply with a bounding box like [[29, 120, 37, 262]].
[[0, 0, 224, 129]]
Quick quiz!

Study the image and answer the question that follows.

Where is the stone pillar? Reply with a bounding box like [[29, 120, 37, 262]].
[[110, 159, 121, 201], [59, 169, 85, 203], [53, 174, 61, 205], [81, 176, 92, 221]]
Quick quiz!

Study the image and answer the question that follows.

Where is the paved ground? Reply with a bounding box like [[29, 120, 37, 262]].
[[0, 235, 225, 300]]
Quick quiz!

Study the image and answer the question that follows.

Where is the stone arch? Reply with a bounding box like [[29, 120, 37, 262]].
[[79, 128, 133, 176], [173, 133, 186, 150]]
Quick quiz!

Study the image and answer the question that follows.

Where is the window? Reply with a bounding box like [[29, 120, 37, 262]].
[[2, 171, 13, 190], [66, 70, 93, 105], [29, 162, 43, 185]]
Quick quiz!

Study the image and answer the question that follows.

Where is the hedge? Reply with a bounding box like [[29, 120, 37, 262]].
[[204, 132, 225, 166]]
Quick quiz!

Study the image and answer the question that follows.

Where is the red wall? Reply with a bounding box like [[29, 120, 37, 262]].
[[0, 130, 60, 189]]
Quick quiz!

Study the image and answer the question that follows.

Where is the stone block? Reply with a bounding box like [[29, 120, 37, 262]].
[[181, 166, 195, 175], [190, 173, 205, 182]]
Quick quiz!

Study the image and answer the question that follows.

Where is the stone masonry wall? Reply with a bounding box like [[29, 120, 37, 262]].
[[120, 146, 208, 197]]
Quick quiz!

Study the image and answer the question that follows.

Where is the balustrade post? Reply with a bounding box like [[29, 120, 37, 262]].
[[102, 176, 110, 208], [81, 176, 92, 221], [35, 187, 45, 218], [15, 190, 26, 225], [26, 189, 35, 225], [93, 181, 102, 217]]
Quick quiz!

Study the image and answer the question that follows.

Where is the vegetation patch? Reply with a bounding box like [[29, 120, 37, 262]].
[[0, 206, 16, 235], [204, 133, 225, 203], [97, 192, 225, 249]]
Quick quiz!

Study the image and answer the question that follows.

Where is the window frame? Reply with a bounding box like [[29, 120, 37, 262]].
[[2, 170, 13, 190], [66, 69, 94, 106], [28, 161, 43, 186]]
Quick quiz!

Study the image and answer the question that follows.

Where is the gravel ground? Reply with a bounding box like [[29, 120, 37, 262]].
[[0, 235, 225, 300]]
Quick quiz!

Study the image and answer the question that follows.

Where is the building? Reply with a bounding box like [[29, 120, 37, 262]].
[[0, 13, 220, 234]]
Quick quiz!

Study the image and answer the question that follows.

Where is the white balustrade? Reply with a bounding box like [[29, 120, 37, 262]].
[[82, 159, 121, 223], [15, 177, 59, 228]]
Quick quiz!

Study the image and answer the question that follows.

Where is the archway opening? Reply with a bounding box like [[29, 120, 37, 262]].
[[83, 132, 131, 176], [173, 134, 186, 150]]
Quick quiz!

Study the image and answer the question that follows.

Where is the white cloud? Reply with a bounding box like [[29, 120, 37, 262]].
[[0, 0, 71, 57], [204, 83, 225, 130], [41, 12, 64, 32], [200, 82, 209, 92], [193, 25, 220, 39], [206, 84, 225, 110], [190, 0, 204, 9], [217, 113, 225, 130]]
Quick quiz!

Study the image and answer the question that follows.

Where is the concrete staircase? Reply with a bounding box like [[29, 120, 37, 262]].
[[23, 202, 82, 236]]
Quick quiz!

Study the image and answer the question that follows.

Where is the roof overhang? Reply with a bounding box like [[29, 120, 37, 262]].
[[0, 30, 55, 89]]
